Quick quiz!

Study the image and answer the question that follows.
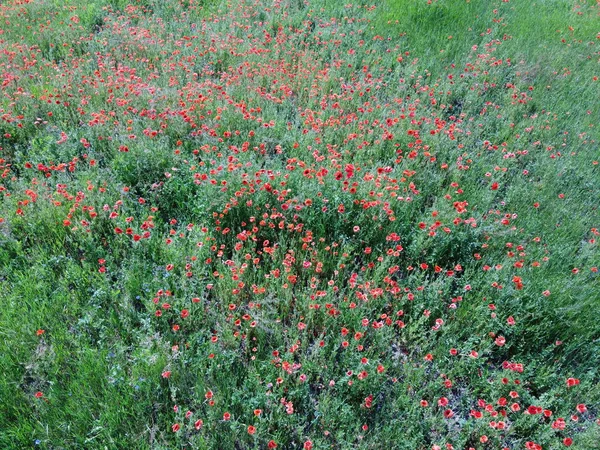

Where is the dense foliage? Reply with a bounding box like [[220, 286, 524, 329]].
[[0, 0, 599, 448]]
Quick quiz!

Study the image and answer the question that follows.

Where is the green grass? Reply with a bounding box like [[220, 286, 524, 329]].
[[0, 0, 599, 448]]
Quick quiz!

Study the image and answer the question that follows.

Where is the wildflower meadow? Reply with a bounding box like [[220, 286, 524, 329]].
[[0, 0, 599, 448]]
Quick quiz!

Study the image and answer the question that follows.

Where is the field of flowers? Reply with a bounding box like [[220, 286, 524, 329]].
[[0, 0, 599, 448]]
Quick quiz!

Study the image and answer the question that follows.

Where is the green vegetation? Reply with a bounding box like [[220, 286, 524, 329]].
[[0, 0, 598, 448]]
